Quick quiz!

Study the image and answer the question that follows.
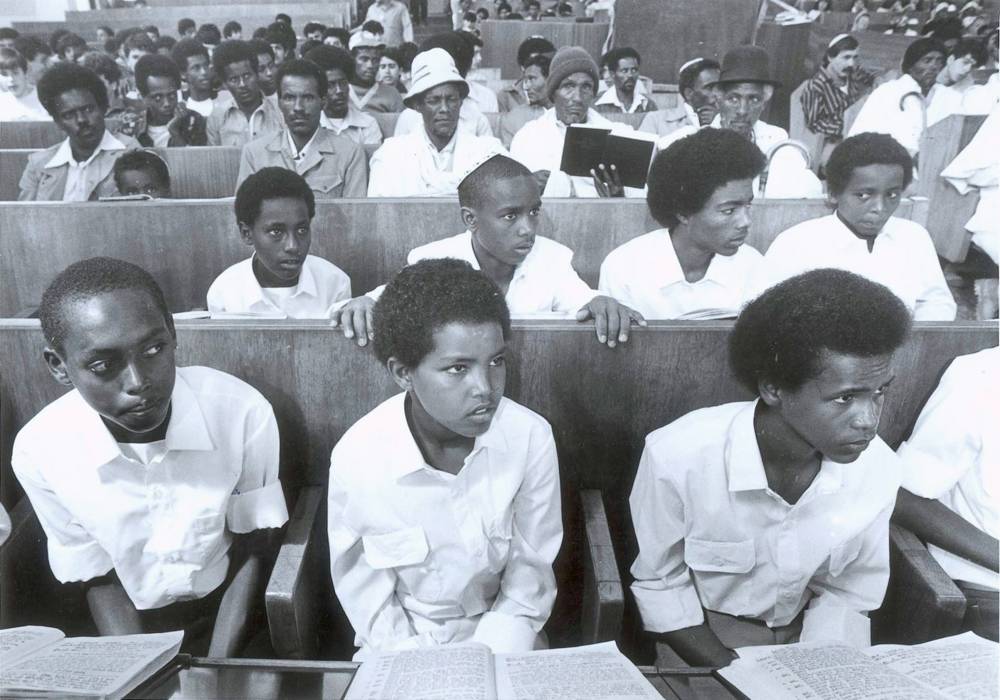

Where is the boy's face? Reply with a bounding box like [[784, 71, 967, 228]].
[[126, 48, 149, 72], [764, 350, 895, 464], [182, 52, 213, 94], [53, 88, 106, 151], [118, 168, 169, 198], [278, 74, 323, 139], [0, 66, 28, 96], [466, 175, 541, 268], [830, 163, 905, 242], [44, 288, 177, 440], [222, 59, 261, 107], [944, 53, 977, 83], [256, 52, 277, 95], [401, 321, 507, 439], [323, 35, 344, 49], [143, 74, 179, 124], [239, 196, 312, 286], [681, 178, 754, 257], [377, 57, 400, 86]]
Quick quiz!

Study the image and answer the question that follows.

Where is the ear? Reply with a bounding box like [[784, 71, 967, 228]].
[[460, 206, 478, 232], [757, 377, 783, 408], [43, 347, 75, 387], [681, 87, 693, 103], [675, 211, 690, 227], [237, 221, 254, 246], [386, 356, 413, 392]]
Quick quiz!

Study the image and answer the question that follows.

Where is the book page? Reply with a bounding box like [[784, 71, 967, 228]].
[[493, 641, 662, 700], [720, 642, 948, 700], [867, 632, 998, 700], [0, 626, 64, 668], [345, 643, 496, 700], [0, 630, 182, 700]]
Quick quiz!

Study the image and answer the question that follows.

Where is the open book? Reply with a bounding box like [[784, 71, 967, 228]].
[[0, 626, 183, 700], [345, 641, 662, 700], [719, 632, 998, 700], [559, 124, 658, 189]]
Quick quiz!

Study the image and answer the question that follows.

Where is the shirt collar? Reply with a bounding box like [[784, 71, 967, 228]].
[[646, 229, 739, 290], [321, 105, 368, 130], [45, 129, 126, 169], [241, 254, 319, 304], [594, 87, 647, 111], [724, 400, 844, 496], [284, 126, 321, 160], [420, 125, 458, 156], [384, 393, 510, 481]]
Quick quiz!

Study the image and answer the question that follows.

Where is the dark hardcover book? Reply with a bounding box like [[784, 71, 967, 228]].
[[559, 124, 657, 189]]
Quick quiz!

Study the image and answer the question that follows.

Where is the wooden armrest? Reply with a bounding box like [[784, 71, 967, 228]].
[[873, 523, 966, 644], [265, 484, 324, 659], [579, 489, 624, 643]]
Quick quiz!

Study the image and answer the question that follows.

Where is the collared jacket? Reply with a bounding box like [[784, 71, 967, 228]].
[[17, 130, 139, 201]]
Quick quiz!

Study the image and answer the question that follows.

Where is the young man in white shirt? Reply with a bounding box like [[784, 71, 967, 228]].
[[334, 154, 645, 347], [328, 258, 562, 659], [133, 54, 206, 147], [13, 257, 288, 655], [848, 37, 947, 157], [752, 133, 956, 320], [510, 45, 642, 198], [208, 168, 352, 318], [894, 346, 999, 640], [207, 41, 284, 147], [594, 47, 657, 115], [305, 45, 383, 155], [19, 63, 139, 201], [367, 48, 503, 197], [171, 38, 221, 118], [600, 128, 765, 320], [631, 268, 912, 667]]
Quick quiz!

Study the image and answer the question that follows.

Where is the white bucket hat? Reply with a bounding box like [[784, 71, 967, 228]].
[[403, 48, 469, 108], [349, 29, 385, 51]]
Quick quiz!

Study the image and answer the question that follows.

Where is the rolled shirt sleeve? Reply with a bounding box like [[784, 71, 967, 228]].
[[629, 442, 706, 634], [226, 403, 288, 533]]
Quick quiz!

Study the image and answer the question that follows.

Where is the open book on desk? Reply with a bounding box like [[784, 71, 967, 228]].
[[0, 626, 183, 700], [345, 640, 662, 700], [559, 124, 658, 189], [719, 631, 998, 700]]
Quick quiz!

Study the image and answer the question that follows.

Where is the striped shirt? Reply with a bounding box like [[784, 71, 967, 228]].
[[799, 67, 875, 140]]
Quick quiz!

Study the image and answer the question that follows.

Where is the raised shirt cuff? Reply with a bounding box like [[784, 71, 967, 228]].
[[48, 539, 114, 583], [472, 611, 539, 653], [801, 601, 871, 647], [227, 480, 289, 533], [630, 580, 705, 634]]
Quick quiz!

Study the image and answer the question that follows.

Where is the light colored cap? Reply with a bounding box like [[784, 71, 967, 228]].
[[403, 48, 469, 108], [457, 149, 513, 186], [349, 30, 385, 51]]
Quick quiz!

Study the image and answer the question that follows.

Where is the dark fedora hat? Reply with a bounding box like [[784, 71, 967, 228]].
[[705, 45, 782, 88]]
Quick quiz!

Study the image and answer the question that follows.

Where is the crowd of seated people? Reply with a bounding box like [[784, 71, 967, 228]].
[[0, 0, 998, 671]]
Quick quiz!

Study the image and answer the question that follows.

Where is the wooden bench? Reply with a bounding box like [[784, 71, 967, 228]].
[[0, 147, 241, 201], [0, 197, 929, 317], [2, 320, 993, 658]]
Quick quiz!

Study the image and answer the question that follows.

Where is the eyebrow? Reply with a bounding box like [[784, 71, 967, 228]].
[[437, 345, 508, 361], [825, 374, 896, 395], [81, 327, 169, 359]]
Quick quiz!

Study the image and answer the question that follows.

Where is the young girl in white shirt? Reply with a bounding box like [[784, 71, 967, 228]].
[[328, 258, 563, 659]]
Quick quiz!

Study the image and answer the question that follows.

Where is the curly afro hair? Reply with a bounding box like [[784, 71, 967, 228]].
[[729, 268, 911, 393], [37, 62, 109, 118], [825, 132, 913, 196]]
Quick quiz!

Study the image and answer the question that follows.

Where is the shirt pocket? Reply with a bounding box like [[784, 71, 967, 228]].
[[684, 537, 756, 612], [362, 526, 440, 601], [828, 532, 866, 578], [310, 173, 344, 197]]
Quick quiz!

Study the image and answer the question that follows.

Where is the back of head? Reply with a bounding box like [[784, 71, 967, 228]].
[[13, 35, 51, 62], [37, 62, 108, 117], [825, 132, 913, 196], [373, 258, 511, 367], [458, 154, 533, 209], [80, 50, 122, 83], [40, 257, 171, 354], [134, 53, 180, 95], [516, 36, 556, 67], [113, 149, 171, 192], [420, 32, 474, 76], [178, 18, 196, 35], [647, 128, 765, 230], [196, 23, 222, 47], [266, 21, 297, 52], [276, 57, 327, 97], [234, 167, 315, 227], [304, 22, 327, 37], [323, 27, 351, 47], [171, 38, 208, 73], [123, 30, 155, 55], [213, 40, 258, 77], [304, 44, 353, 76], [223, 21, 242, 39], [729, 269, 911, 393]]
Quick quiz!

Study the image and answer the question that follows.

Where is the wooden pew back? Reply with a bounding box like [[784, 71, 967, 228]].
[[479, 19, 609, 79], [0, 147, 241, 201], [0, 197, 928, 317]]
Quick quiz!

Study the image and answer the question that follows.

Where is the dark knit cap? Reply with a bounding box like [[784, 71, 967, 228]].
[[545, 45, 599, 100], [901, 37, 947, 73]]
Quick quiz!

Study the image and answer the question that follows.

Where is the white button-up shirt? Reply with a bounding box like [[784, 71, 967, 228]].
[[898, 347, 999, 589], [392, 100, 494, 138], [320, 105, 384, 148], [848, 73, 929, 156], [510, 107, 646, 198], [594, 86, 653, 114], [751, 213, 956, 320], [12, 366, 289, 610], [44, 130, 130, 202], [599, 229, 763, 319], [207, 254, 352, 318], [630, 400, 901, 646], [328, 393, 562, 658], [367, 129, 503, 197]]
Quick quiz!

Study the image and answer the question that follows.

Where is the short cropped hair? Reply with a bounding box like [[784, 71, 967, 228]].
[[249, 38, 275, 62], [80, 51, 122, 83], [213, 40, 259, 76], [123, 31, 155, 55], [13, 35, 51, 63], [305, 44, 354, 77], [177, 18, 196, 35], [647, 128, 765, 230], [603, 46, 640, 71], [223, 21, 242, 39], [234, 167, 316, 227], [266, 21, 297, 53], [37, 62, 108, 117], [196, 23, 222, 46], [142, 24, 160, 38], [275, 13, 292, 24], [458, 154, 533, 209], [40, 257, 174, 354], [0, 48, 26, 72], [55, 32, 87, 58], [134, 53, 181, 95], [171, 38, 208, 72], [304, 22, 326, 36], [276, 57, 327, 97], [825, 133, 913, 196], [729, 269, 911, 392], [113, 149, 171, 192], [523, 52, 551, 76], [373, 258, 512, 366], [678, 57, 720, 95], [323, 27, 351, 46]]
